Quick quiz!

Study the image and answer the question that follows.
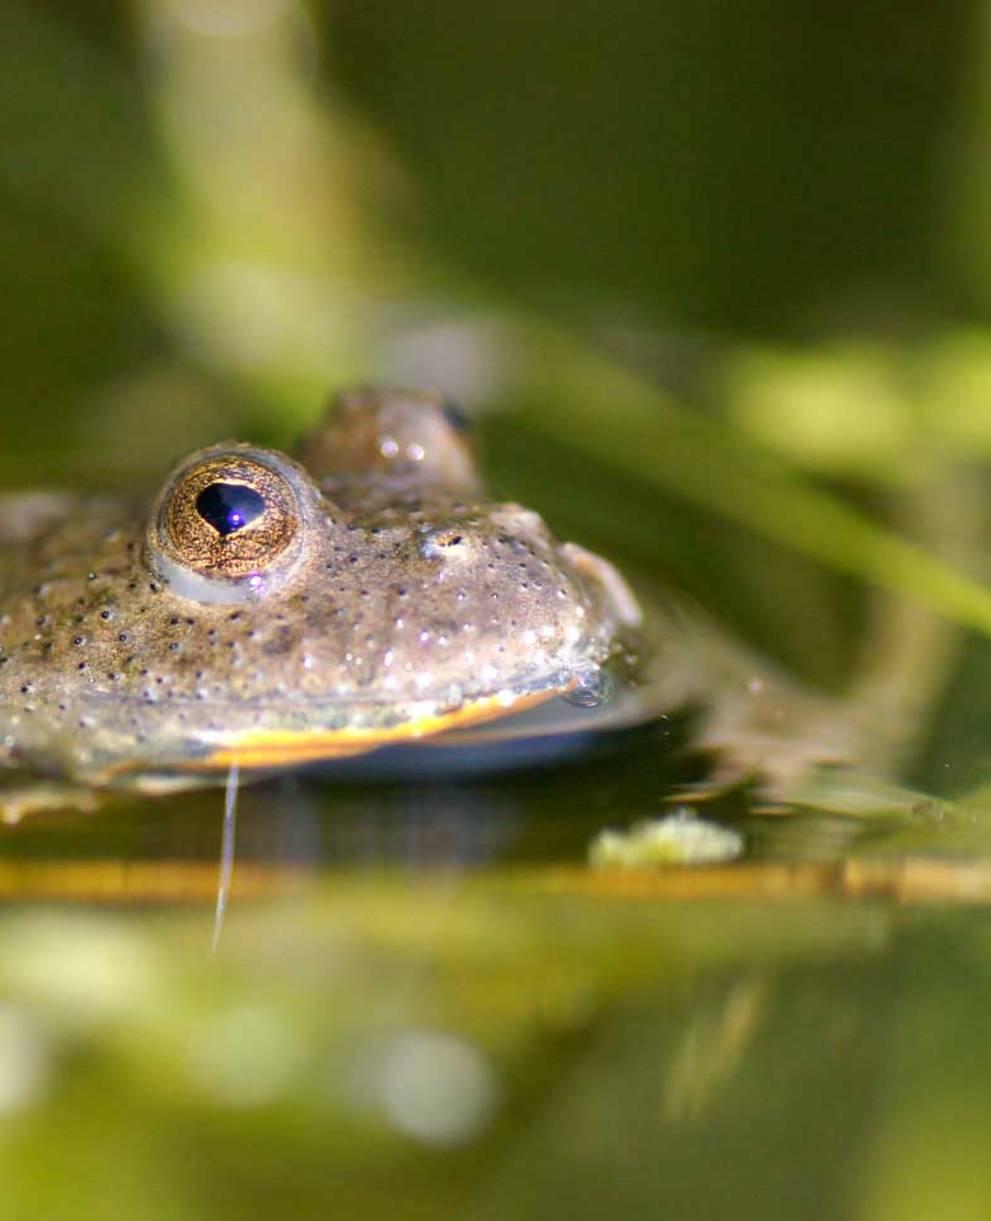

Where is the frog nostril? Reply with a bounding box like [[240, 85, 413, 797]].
[[419, 528, 469, 559], [195, 483, 267, 537]]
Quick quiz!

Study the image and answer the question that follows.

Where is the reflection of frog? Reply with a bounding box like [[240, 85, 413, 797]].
[[0, 388, 641, 809]]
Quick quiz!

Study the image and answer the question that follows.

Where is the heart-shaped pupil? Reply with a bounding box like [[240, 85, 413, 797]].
[[195, 483, 266, 537]]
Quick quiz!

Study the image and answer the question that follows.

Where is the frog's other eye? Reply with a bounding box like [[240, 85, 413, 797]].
[[296, 387, 481, 496], [153, 452, 302, 588], [440, 400, 473, 435]]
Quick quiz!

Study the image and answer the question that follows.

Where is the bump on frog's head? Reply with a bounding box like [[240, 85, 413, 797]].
[[145, 443, 329, 603], [297, 386, 480, 497]]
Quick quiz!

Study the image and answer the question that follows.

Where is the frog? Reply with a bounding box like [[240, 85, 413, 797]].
[[0, 387, 644, 816]]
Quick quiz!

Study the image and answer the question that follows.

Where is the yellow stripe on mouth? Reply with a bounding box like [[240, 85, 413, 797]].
[[194, 686, 565, 770]]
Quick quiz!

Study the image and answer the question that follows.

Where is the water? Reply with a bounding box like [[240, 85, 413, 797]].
[[0, 672, 986, 1221]]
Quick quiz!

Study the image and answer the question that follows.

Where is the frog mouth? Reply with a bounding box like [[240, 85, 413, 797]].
[[147, 684, 570, 773]]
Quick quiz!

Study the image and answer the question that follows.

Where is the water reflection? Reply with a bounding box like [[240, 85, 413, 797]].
[[0, 712, 693, 907]]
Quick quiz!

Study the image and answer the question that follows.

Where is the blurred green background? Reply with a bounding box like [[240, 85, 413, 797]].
[[5, 0, 991, 692], [6, 2, 991, 1218]]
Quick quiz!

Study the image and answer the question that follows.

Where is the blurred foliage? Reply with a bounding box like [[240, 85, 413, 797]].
[[6, 1, 991, 1217], [329, 0, 977, 332], [0, 879, 989, 1221]]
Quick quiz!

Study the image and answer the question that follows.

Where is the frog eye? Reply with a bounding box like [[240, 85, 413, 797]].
[[195, 483, 267, 537], [440, 400, 473, 435], [155, 452, 301, 584]]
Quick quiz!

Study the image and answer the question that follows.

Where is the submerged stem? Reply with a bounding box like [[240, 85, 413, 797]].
[[212, 762, 240, 954]]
